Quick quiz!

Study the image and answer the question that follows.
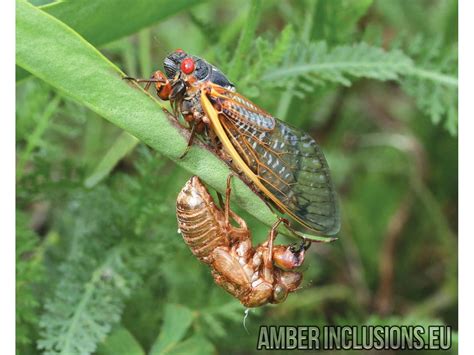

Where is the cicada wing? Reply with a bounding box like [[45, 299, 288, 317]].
[[264, 120, 340, 235], [206, 86, 340, 235]]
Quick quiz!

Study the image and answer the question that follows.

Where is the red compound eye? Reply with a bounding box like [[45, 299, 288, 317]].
[[175, 48, 184, 53], [180, 57, 195, 74]]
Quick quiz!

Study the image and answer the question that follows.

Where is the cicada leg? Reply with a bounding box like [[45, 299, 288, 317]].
[[265, 219, 287, 263], [224, 174, 232, 229], [207, 126, 220, 148], [123, 70, 172, 99], [123, 71, 189, 133], [178, 123, 198, 160], [216, 174, 249, 243]]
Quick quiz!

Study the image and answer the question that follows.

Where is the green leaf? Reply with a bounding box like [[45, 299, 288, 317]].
[[16, 210, 44, 351], [401, 36, 458, 134], [259, 36, 457, 134], [16, 0, 331, 241], [312, 0, 374, 44], [37, 247, 137, 354], [41, 0, 203, 47], [16, 0, 205, 81], [36, 186, 142, 354], [262, 41, 413, 86], [97, 327, 145, 355], [149, 304, 195, 355], [84, 132, 140, 188]]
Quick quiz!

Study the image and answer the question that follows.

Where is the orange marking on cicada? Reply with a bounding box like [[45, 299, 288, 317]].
[[123, 71, 172, 101]]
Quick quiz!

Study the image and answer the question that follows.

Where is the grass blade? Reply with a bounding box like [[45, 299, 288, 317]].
[[84, 132, 140, 188]]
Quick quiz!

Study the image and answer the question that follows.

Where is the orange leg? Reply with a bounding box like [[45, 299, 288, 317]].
[[266, 219, 284, 266], [123, 71, 171, 99], [224, 174, 232, 228], [219, 174, 248, 242]]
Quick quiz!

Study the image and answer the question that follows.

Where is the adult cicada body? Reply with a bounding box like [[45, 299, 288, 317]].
[[130, 49, 340, 236], [176, 176, 306, 307]]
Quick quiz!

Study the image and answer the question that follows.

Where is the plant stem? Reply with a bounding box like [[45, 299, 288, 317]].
[[17, 95, 61, 180], [406, 66, 458, 86], [84, 132, 139, 188], [276, 0, 316, 120], [138, 28, 152, 76], [227, 0, 262, 81]]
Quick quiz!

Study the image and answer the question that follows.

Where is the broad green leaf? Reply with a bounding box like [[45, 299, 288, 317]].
[[149, 304, 194, 355], [41, 0, 203, 47], [16, 0, 205, 81], [16, 0, 332, 241], [97, 327, 145, 355]]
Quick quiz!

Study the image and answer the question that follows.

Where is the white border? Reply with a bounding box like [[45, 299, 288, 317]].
[[1, 0, 15, 353], [5, 1, 466, 354]]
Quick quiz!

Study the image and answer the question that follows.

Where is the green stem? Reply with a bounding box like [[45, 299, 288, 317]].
[[227, 0, 262, 80], [17, 95, 61, 180], [84, 132, 140, 188], [138, 28, 152, 76], [264, 61, 411, 81], [276, 0, 315, 120], [406, 66, 458, 87]]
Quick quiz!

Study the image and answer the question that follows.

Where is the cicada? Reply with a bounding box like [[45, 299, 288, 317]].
[[129, 49, 340, 236], [176, 175, 306, 307]]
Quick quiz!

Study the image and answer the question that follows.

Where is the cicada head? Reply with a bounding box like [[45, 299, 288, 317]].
[[163, 49, 235, 90], [163, 49, 187, 79], [272, 271, 302, 304]]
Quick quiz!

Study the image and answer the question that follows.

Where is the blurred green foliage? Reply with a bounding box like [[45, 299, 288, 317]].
[[16, 0, 457, 354]]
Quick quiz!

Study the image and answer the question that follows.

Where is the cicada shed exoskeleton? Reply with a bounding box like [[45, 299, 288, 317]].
[[128, 49, 340, 237], [176, 176, 307, 307]]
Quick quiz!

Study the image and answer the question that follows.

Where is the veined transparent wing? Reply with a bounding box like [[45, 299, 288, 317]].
[[204, 86, 340, 236]]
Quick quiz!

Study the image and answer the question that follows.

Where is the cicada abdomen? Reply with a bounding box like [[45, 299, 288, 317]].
[[176, 176, 248, 264]]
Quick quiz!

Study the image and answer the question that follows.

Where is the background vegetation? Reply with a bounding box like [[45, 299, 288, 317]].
[[16, 0, 458, 353]]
